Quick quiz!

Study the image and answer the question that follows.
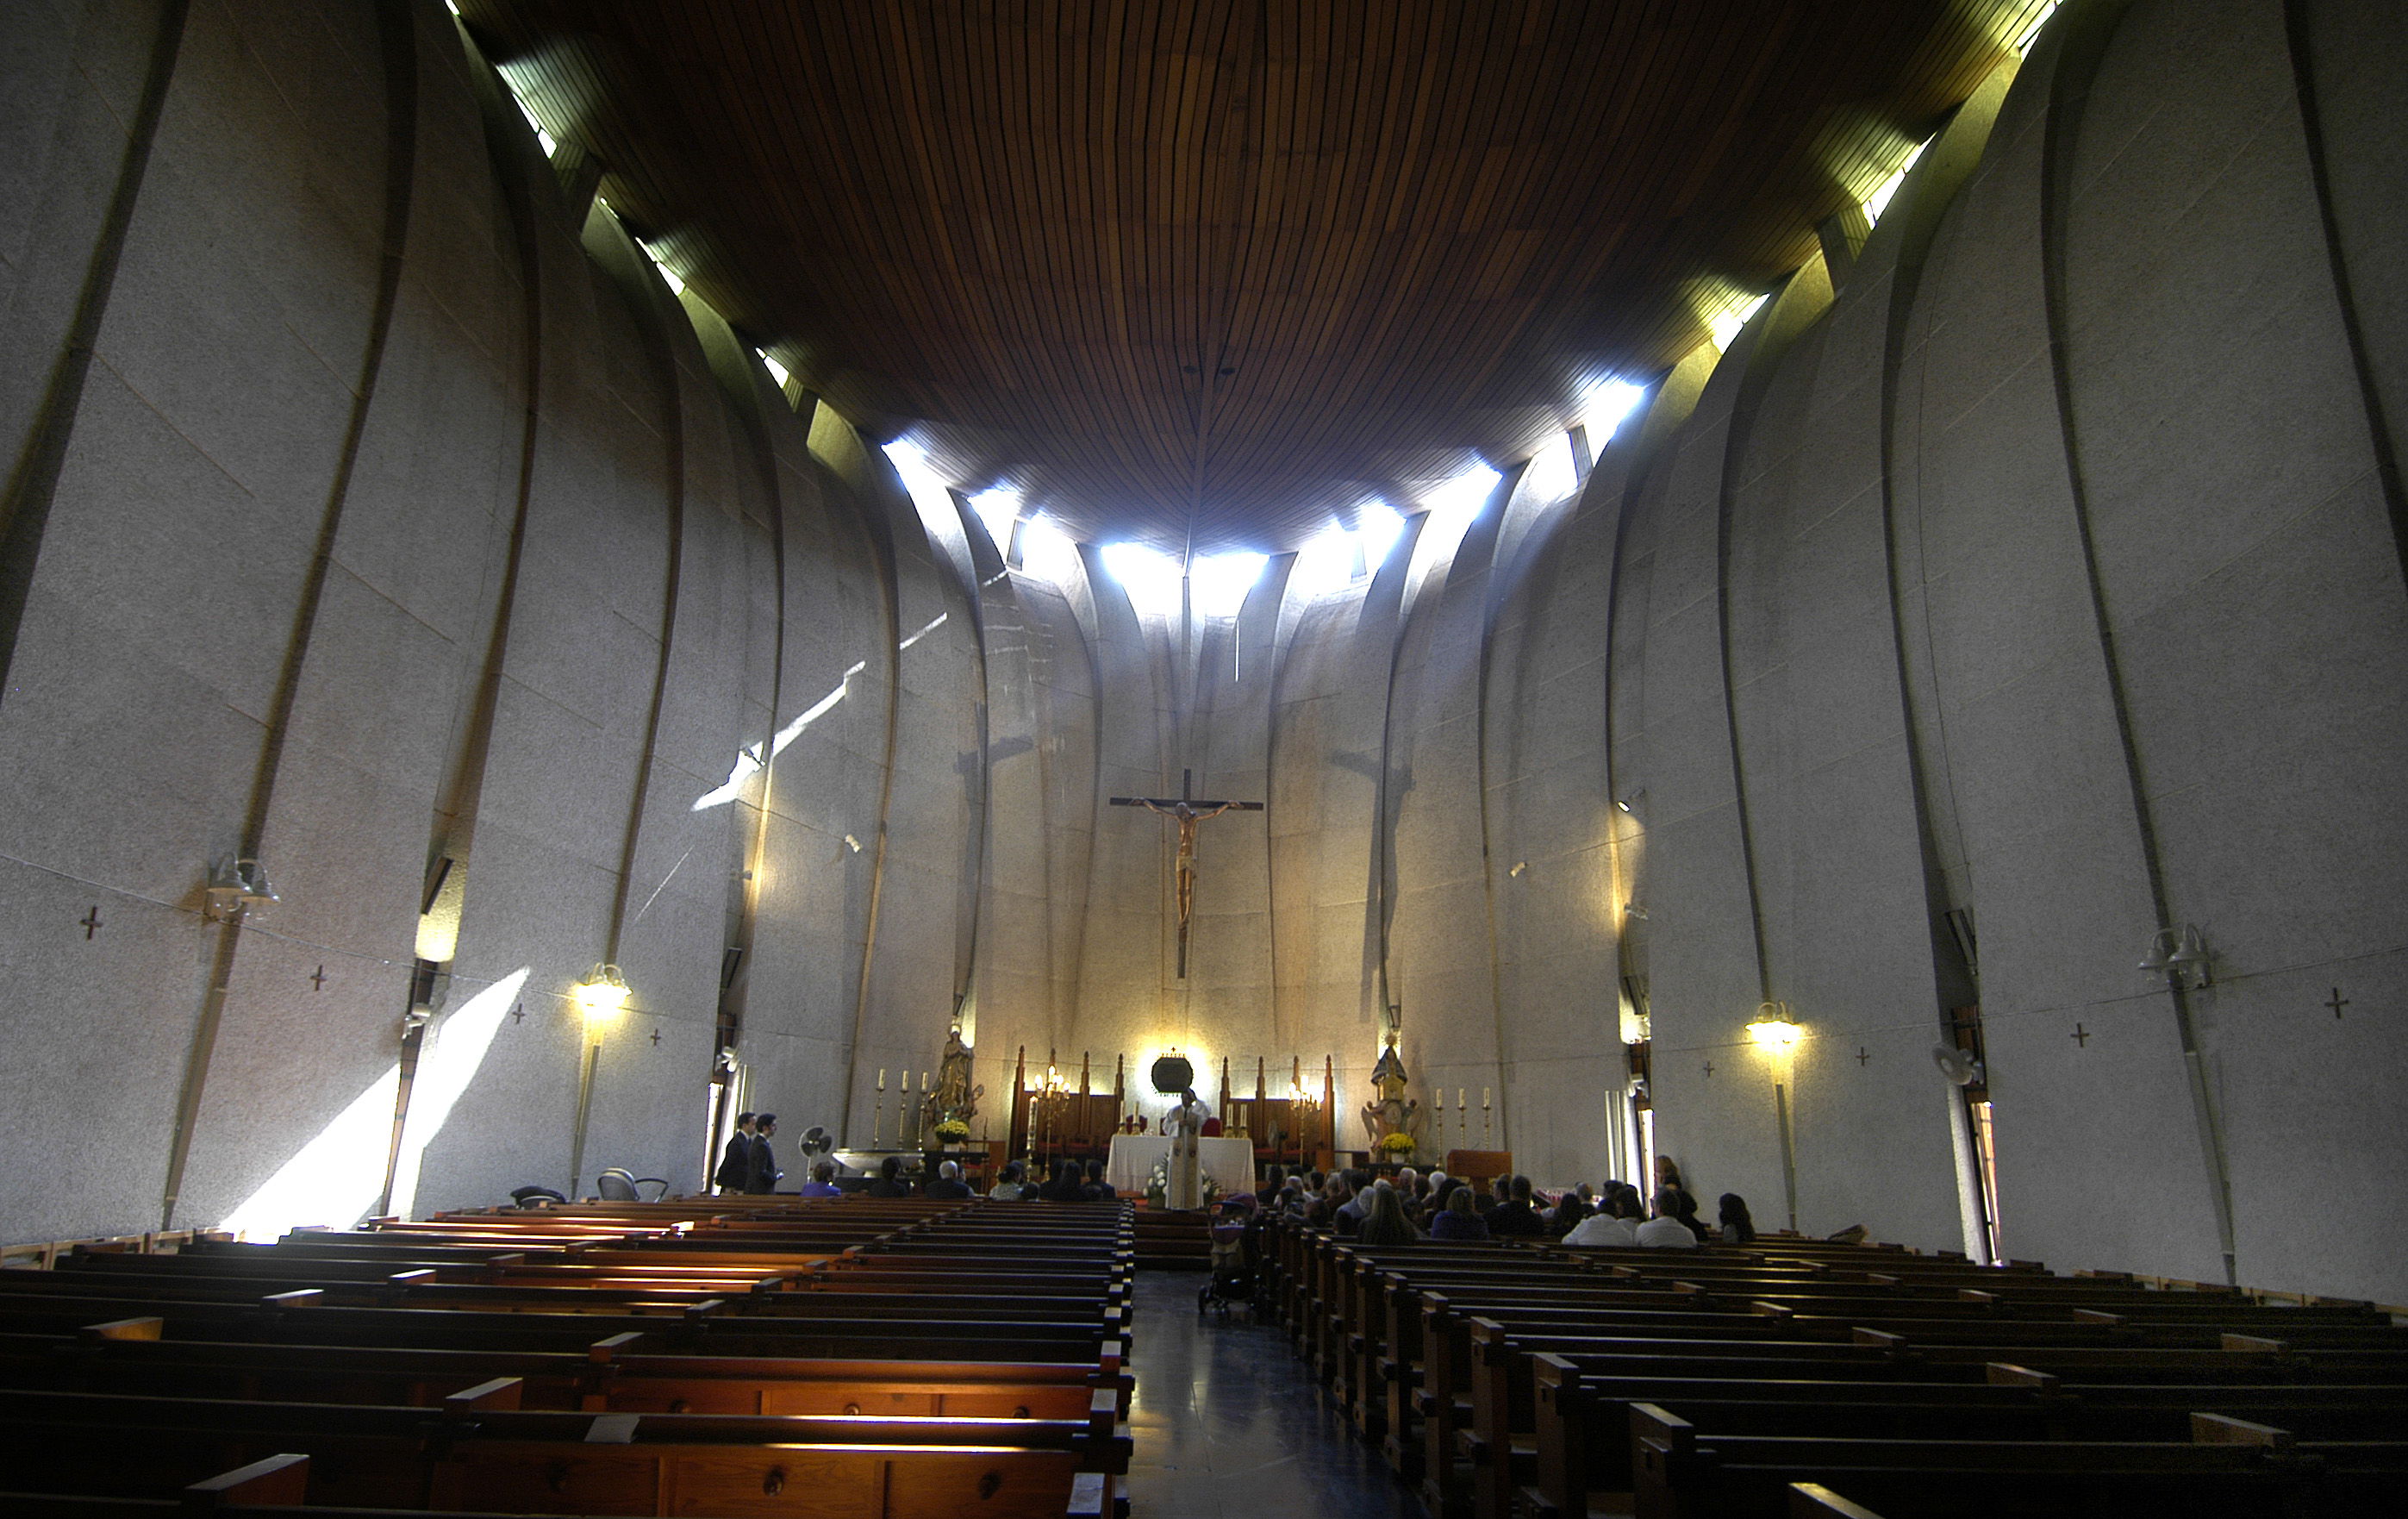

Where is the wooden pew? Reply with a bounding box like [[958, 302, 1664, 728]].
[[0, 1199, 1139, 1519], [1628, 1400, 2408, 1519], [0, 1321, 1132, 1420], [0, 1384, 1126, 1516]]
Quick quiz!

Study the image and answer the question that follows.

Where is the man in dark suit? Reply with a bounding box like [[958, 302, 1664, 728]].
[[746, 1114, 783, 1193], [714, 1112, 756, 1194]]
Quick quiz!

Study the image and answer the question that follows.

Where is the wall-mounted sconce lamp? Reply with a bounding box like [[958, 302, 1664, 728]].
[[2138, 926, 2211, 991], [567, 962, 634, 1200], [1745, 1000, 1802, 1049], [1615, 789, 1645, 813], [203, 857, 279, 923], [1744, 999, 1804, 1233], [843, 834, 863, 853], [1624, 903, 1649, 921], [571, 963, 633, 1028]]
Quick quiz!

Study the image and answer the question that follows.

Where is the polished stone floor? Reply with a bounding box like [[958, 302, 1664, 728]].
[[1126, 1272, 1426, 1519]]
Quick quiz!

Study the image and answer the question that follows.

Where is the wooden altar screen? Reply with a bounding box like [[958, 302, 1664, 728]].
[[1006, 1047, 1126, 1166]]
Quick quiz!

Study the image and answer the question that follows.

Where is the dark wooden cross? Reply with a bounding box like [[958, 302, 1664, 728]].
[[509, 1002, 525, 1023], [1702, 1060, 1714, 1078], [1856, 1046, 1870, 1066], [79, 906, 103, 940], [309, 965, 328, 991], [651, 1028, 662, 1047], [1108, 768, 1264, 978], [2071, 1022, 2090, 1047], [2325, 987, 2349, 1021]]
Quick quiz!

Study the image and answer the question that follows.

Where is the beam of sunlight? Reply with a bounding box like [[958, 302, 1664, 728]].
[[771, 662, 866, 756], [2014, 1, 2060, 54], [1520, 433, 1579, 505], [967, 486, 1021, 555], [883, 438, 970, 553], [1357, 501, 1405, 574], [1290, 522, 1359, 600], [1410, 465, 1501, 583], [386, 970, 532, 1219], [692, 661, 866, 810], [898, 612, 949, 651], [1018, 515, 1082, 584], [494, 63, 558, 159], [218, 969, 528, 1236], [1709, 294, 1769, 351], [1581, 379, 1649, 443], [1189, 551, 1268, 618], [691, 744, 764, 810], [1863, 139, 1929, 226], [1101, 541, 1184, 619]]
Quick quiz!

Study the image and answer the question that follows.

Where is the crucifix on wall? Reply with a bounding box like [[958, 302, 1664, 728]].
[[1110, 768, 1264, 978]]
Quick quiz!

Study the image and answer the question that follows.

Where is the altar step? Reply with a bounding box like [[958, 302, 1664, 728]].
[[1132, 1206, 1212, 1270]]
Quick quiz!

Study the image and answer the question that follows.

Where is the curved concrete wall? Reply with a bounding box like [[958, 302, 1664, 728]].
[[4, 0, 2403, 1304]]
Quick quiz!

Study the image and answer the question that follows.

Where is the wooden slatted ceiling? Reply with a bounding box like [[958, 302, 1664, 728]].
[[466, 0, 2049, 554]]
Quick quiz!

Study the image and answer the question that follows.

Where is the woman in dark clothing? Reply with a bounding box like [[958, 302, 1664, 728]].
[[866, 1153, 913, 1197], [1549, 1192, 1592, 1236], [1675, 1191, 1713, 1242], [1719, 1193, 1757, 1243], [1429, 1185, 1490, 1241]]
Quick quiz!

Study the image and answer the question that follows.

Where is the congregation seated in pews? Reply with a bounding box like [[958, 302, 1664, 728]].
[[1258, 1166, 2408, 1519], [0, 1191, 1137, 1517]]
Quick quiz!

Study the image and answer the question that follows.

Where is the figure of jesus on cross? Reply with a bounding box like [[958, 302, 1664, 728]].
[[1110, 768, 1264, 978]]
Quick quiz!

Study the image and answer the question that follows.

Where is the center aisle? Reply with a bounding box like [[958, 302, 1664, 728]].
[[1125, 1272, 1423, 1519]]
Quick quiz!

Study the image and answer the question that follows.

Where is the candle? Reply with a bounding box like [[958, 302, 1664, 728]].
[[878, 1068, 886, 1088], [1483, 1087, 1491, 1107]]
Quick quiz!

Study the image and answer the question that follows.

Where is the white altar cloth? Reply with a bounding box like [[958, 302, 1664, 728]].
[[1106, 1135, 1255, 1199]]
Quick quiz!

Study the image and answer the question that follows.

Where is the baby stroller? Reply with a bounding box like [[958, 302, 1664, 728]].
[[1196, 1198, 1257, 1317]]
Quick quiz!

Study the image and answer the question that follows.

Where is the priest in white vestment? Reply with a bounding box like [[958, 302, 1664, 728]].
[[1161, 1088, 1213, 1209]]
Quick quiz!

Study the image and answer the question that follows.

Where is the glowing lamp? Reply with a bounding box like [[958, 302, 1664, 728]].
[[572, 963, 632, 1028], [1745, 1001, 1801, 1050]]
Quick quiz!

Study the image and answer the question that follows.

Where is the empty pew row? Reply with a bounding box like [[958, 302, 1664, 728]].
[[1260, 1215, 2408, 1519], [0, 1197, 1137, 1516]]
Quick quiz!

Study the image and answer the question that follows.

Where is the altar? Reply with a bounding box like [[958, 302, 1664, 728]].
[[1106, 1134, 1256, 1200]]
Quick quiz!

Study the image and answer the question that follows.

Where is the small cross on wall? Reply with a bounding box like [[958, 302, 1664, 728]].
[[1702, 1060, 1715, 1078], [79, 906, 103, 940], [650, 1028, 662, 1047], [309, 965, 328, 991], [509, 1003, 525, 1023], [2071, 1023, 2091, 1047], [1856, 1046, 1870, 1066], [2325, 988, 2349, 1021]]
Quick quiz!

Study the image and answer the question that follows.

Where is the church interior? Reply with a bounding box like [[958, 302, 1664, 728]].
[[5, 0, 2405, 1418]]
